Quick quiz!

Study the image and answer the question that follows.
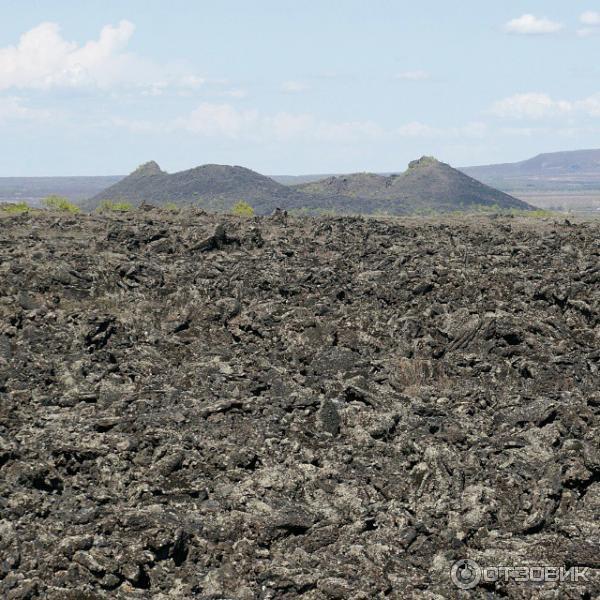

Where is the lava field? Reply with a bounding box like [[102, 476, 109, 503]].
[[0, 209, 598, 598]]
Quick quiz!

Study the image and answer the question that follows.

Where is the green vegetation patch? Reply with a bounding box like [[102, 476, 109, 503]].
[[509, 208, 558, 218], [97, 200, 133, 213], [231, 201, 255, 217], [43, 195, 80, 213], [1, 201, 30, 214]]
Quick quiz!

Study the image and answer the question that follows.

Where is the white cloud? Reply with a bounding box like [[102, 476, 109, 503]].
[[116, 102, 492, 145], [577, 94, 600, 116], [118, 102, 382, 142], [267, 112, 315, 138], [178, 103, 260, 138], [0, 21, 204, 91], [311, 119, 382, 142], [577, 28, 596, 37], [460, 121, 488, 138], [111, 116, 165, 134], [398, 122, 440, 137], [0, 21, 133, 89], [489, 92, 600, 119], [397, 121, 487, 139], [489, 93, 572, 119], [578, 11, 600, 36], [221, 88, 248, 99], [0, 96, 52, 123], [395, 70, 429, 81], [504, 14, 563, 35], [178, 75, 205, 89], [281, 80, 310, 93], [580, 11, 600, 26], [499, 126, 538, 137]]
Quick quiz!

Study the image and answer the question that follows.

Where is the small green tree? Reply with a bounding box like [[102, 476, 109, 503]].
[[43, 195, 80, 213], [231, 200, 254, 217], [163, 202, 179, 213]]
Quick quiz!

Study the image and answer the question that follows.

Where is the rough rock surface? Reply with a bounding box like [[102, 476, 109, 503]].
[[0, 209, 598, 599]]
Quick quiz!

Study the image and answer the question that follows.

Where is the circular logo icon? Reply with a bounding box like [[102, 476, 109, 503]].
[[451, 559, 481, 589]]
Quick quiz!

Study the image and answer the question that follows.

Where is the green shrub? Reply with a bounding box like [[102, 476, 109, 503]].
[[97, 200, 133, 213], [163, 202, 180, 213], [528, 209, 556, 218], [231, 200, 255, 217], [1, 201, 29, 214], [508, 208, 557, 218], [43, 195, 80, 213]]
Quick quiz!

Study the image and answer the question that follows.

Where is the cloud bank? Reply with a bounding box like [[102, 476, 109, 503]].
[[504, 14, 563, 35], [490, 92, 600, 119], [578, 11, 600, 36], [114, 102, 384, 143], [395, 71, 430, 81], [0, 21, 203, 91], [281, 81, 310, 93], [0, 96, 52, 122]]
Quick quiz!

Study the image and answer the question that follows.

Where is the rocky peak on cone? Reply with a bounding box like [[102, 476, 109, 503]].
[[407, 156, 442, 170], [131, 161, 164, 177]]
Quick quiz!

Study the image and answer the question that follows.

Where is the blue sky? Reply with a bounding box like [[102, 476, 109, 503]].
[[1, 0, 600, 176]]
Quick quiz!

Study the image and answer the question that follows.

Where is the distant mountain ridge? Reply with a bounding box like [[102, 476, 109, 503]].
[[463, 149, 600, 177], [4, 148, 599, 210], [461, 149, 600, 192], [0, 176, 123, 206]]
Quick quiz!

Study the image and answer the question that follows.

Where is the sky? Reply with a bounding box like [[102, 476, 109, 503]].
[[1, 0, 600, 176]]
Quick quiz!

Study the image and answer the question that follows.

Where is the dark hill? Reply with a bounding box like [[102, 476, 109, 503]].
[[294, 156, 532, 213], [87, 157, 531, 215], [85, 162, 318, 214]]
